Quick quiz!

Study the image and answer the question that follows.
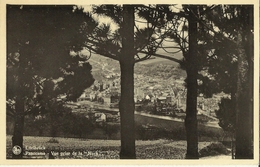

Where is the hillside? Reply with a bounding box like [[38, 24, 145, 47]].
[[88, 52, 186, 82], [135, 63, 186, 80]]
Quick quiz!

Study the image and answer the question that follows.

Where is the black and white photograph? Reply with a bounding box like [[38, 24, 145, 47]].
[[3, 1, 259, 164]]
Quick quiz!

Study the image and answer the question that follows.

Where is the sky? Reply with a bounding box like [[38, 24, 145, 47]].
[[80, 5, 119, 31], [80, 5, 183, 31], [78, 5, 184, 58]]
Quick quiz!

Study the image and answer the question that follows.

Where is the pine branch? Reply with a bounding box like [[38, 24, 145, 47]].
[[138, 50, 182, 64], [135, 20, 148, 24], [199, 5, 218, 15], [159, 45, 183, 54], [134, 53, 152, 63], [189, 7, 236, 45], [84, 44, 119, 61]]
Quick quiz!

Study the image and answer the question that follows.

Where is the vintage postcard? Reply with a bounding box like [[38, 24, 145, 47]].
[[0, 0, 259, 166]]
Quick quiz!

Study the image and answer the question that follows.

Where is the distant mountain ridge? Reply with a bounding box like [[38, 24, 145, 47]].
[[88, 50, 186, 81]]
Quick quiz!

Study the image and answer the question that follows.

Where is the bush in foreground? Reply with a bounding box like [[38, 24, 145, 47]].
[[46, 138, 59, 143], [199, 142, 230, 158]]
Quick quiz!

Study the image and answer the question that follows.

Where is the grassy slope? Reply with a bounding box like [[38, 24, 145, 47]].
[[6, 136, 212, 159]]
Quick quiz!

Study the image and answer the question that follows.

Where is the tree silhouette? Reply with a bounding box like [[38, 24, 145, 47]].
[[194, 5, 254, 158], [140, 5, 201, 158], [7, 5, 95, 158], [145, 5, 253, 159], [84, 5, 175, 158]]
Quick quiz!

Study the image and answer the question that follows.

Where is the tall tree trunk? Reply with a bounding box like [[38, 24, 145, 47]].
[[12, 95, 24, 159], [235, 32, 253, 159], [185, 5, 199, 159], [119, 5, 136, 159], [235, 6, 253, 158]]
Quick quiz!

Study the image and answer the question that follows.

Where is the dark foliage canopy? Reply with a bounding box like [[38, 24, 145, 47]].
[[7, 5, 95, 116]]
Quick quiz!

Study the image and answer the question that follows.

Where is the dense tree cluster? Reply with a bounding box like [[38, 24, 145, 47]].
[[23, 108, 94, 138]]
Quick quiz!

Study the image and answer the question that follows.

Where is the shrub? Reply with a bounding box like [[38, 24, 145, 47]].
[[61, 112, 95, 138], [198, 126, 224, 141], [135, 124, 186, 140], [21, 109, 95, 138], [199, 142, 230, 157], [103, 123, 120, 139], [135, 124, 161, 140], [215, 98, 235, 132], [170, 127, 186, 140], [46, 138, 59, 143]]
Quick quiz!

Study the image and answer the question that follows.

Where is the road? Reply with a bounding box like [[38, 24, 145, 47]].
[[76, 100, 220, 128], [198, 108, 218, 121]]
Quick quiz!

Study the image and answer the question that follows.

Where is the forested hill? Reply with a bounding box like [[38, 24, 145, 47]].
[[88, 52, 186, 81], [135, 63, 186, 80]]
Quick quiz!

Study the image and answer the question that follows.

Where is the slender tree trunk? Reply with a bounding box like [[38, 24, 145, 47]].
[[185, 5, 199, 159], [231, 132, 234, 159], [244, 7, 254, 158], [12, 95, 24, 159], [246, 31, 253, 159], [12, 47, 27, 159], [185, 70, 199, 159], [230, 90, 236, 159], [50, 111, 57, 137], [119, 5, 136, 159]]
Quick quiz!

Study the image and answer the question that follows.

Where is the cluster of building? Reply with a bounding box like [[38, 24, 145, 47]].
[[72, 64, 223, 122], [77, 79, 121, 107], [76, 73, 189, 112], [87, 111, 119, 124], [85, 76, 202, 104]]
